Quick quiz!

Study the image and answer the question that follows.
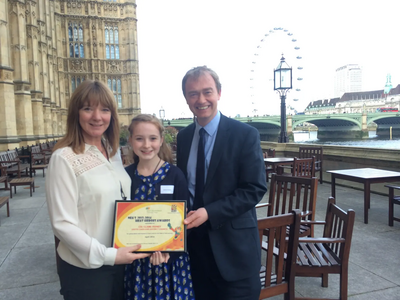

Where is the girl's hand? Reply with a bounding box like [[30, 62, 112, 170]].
[[149, 251, 170, 265]]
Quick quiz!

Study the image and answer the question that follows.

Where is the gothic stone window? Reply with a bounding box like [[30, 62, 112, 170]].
[[69, 22, 84, 58], [105, 25, 120, 59], [108, 78, 122, 108], [71, 76, 85, 93]]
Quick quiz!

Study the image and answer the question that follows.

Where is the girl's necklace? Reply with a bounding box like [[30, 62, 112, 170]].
[[152, 158, 162, 176]]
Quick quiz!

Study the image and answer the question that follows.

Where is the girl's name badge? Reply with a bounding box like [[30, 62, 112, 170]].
[[161, 185, 174, 194]]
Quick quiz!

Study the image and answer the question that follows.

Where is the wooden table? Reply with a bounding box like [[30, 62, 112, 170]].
[[32, 164, 48, 177], [327, 168, 400, 224], [0, 196, 10, 217], [9, 178, 35, 198], [264, 157, 294, 175]]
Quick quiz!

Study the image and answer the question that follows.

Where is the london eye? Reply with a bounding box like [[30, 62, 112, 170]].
[[249, 27, 305, 116]]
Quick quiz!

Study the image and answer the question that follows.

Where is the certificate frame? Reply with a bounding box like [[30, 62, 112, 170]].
[[112, 200, 187, 253]]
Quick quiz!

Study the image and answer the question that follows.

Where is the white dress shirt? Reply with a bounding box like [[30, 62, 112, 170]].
[[45, 144, 131, 269]]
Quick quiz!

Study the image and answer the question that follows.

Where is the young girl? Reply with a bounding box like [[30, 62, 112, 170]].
[[124, 114, 195, 300]]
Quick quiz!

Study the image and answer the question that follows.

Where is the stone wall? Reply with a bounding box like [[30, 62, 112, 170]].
[[0, 0, 141, 150]]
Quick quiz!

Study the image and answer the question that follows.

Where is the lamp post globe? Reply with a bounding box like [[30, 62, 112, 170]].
[[274, 55, 292, 143]]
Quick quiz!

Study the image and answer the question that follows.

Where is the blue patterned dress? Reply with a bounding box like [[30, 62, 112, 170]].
[[124, 162, 195, 300]]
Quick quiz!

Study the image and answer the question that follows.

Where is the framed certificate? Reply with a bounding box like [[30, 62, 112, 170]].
[[112, 200, 187, 253]]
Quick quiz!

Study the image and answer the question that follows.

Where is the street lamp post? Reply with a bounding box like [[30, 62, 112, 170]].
[[159, 107, 165, 125], [274, 55, 292, 143]]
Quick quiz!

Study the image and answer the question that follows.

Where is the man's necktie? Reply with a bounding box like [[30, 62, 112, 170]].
[[194, 128, 205, 209]]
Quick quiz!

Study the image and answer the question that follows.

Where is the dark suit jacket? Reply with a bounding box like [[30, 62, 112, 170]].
[[176, 114, 267, 282]]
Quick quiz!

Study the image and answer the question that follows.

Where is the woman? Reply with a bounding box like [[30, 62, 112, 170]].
[[46, 80, 149, 300], [124, 114, 195, 300]]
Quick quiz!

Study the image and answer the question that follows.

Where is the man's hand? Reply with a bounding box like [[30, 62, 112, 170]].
[[184, 208, 208, 229], [114, 244, 150, 265], [149, 251, 170, 265]]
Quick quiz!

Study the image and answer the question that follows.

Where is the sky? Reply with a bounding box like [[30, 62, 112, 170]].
[[135, 0, 400, 119]]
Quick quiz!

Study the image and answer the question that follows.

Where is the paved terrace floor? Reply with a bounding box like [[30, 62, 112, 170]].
[[0, 174, 399, 300]]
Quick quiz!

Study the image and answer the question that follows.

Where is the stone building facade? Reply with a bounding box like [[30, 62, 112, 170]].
[[305, 85, 400, 115], [0, 0, 141, 150]]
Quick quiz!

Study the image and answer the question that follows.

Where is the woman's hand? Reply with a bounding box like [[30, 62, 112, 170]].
[[115, 244, 150, 265], [149, 251, 170, 265]]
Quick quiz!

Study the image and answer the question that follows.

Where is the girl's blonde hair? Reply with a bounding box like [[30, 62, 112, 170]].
[[128, 114, 173, 164], [53, 80, 120, 156]]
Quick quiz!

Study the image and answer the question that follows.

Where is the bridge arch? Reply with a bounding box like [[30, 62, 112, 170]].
[[291, 114, 363, 129], [167, 113, 400, 141], [367, 112, 400, 137]]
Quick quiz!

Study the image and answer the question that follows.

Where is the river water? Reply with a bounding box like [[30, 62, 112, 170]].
[[293, 131, 400, 149]]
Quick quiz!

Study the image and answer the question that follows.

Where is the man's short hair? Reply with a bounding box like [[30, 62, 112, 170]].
[[182, 66, 222, 96]]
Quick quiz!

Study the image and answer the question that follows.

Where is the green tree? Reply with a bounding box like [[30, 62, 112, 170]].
[[119, 125, 130, 146]]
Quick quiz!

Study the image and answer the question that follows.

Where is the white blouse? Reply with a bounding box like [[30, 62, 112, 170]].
[[45, 144, 131, 269]]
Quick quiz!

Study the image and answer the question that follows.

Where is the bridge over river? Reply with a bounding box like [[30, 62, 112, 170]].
[[166, 112, 400, 141]]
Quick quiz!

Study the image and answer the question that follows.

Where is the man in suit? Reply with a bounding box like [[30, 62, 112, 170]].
[[177, 66, 267, 299]]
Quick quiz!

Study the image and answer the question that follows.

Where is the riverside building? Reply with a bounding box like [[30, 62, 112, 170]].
[[0, 0, 141, 150], [305, 84, 400, 115], [334, 64, 363, 98]]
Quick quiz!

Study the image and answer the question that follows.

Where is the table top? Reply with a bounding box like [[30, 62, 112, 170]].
[[264, 157, 294, 163], [327, 168, 400, 179], [9, 178, 34, 183], [32, 164, 48, 168]]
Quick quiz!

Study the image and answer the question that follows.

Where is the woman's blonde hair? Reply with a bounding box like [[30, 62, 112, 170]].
[[128, 114, 173, 164], [53, 80, 120, 156]]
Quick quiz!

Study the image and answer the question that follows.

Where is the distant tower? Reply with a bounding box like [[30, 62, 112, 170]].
[[334, 64, 363, 98], [384, 74, 393, 95]]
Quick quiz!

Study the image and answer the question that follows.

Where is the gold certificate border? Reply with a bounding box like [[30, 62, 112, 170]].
[[111, 200, 187, 253]]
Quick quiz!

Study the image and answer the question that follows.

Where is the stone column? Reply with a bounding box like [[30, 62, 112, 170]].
[[0, 1, 19, 150], [125, 18, 140, 119], [26, 0, 45, 142], [43, 97, 52, 139], [361, 111, 369, 139], [9, 0, 35, 146]]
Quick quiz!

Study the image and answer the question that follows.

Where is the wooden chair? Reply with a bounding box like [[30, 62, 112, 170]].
[[0, 165, 9, 190], [294, 197, 355, 300], [299, 146, 323, 184], [256, 174, 319, 237], [292, 156, 316, 178], [39, 142, 52, 155], [258, 210, 301, 300], [30, 145, 51, 165], [385, 185, 400, 226], [0, 151, 30, 178], [263, 148, 275, 182]]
